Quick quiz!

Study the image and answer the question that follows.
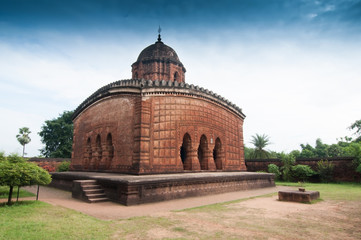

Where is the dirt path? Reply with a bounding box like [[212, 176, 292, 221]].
[[19, 185, 292, 220]]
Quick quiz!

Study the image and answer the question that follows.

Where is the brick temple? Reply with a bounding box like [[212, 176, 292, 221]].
[[70, 34, 246, 174], [51, 34, 274, 205]]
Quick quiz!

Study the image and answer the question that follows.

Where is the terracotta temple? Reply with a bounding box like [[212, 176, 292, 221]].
[[50, 34, 274, 205], [70, 34, 246, 174]]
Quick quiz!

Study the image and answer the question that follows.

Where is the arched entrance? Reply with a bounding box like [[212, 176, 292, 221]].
[[84, 137, 92, 169], [180, 133, 192, 170], [95, 134, 102, 169], [198, 135, 208, 170], [213, 137, 223, 170], [106, 133, 114, 169]]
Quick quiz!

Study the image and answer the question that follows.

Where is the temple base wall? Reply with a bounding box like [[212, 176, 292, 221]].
[[50, 171, 275, 206]]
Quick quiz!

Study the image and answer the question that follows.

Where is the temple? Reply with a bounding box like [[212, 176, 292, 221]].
[[51, 34, 274, 205], [70, 34, 246, 174]]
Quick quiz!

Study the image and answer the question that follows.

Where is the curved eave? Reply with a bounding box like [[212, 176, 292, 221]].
[[72, 79, 246, 121]]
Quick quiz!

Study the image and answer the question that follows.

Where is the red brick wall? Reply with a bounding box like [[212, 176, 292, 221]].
[[71, 90, 246, 174], [149, 95, 245, 172], [132, 61, 185, 83], [71, 95, 138, 172]]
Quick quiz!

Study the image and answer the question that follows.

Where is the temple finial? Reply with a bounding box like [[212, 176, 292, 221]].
[[157, 26, 162, 42]]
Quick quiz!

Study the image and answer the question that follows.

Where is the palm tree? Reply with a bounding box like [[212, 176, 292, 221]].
[[250, 133, 271, 159], [16, 127, 31, 157]]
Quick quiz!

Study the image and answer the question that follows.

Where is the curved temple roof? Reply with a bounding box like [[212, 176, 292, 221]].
[[72, 79, 245, 120]]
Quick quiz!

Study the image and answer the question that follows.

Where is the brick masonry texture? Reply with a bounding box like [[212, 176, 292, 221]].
[[71, 82, 246, 174], [71, 38, 246, 175], [50, 171, 275, 205]]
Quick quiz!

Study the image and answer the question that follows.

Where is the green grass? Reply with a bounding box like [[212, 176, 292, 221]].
[[0, 182, 360, 240], [0, 201, 112, 240], [276, 181, 361, 201], [0, 186, 35, 199]]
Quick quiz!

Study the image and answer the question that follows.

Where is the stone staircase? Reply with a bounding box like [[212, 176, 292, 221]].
[[72, 180, 109, 203]]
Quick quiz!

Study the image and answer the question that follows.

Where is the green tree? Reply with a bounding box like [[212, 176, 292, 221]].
[[317, 160, 335, 183], [38, 111, 74, 158], [250, 134, 271, 159], [16, 127, 31, 157], [280, 153, 296, 181], [268, 164, 281, 180], [291, 164, 315, 182], [299, 143, 316, 158], [349, 119, 361, 142], [0, 154, 51, 204], [244, 145, 255, 159]]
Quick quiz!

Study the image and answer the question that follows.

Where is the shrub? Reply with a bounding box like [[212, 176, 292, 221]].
[[291, 164, 315, 182], [356, 164, 361, 174], [280, 153, 295, 181], [268, 164, 281, 180], [57, 161, 70, 172], [317, 160, 334, 183]]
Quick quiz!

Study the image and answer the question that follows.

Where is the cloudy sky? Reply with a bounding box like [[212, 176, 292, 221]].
[[1, 0, 360, 157]]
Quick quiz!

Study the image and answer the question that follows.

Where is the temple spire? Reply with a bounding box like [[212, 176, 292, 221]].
[[157, 26, 162, 42]]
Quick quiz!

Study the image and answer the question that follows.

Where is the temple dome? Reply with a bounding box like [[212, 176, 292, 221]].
[[132, 35, 186, 82], [136, 39, 181, 64]]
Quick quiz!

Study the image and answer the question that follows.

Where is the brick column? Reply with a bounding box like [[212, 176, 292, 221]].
[[203, 149, 216, 170], [132, 97, 151, 173], [184, 148, 201, 170]]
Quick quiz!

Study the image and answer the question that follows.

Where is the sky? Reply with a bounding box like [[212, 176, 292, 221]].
[[1, 0, 360, 157]]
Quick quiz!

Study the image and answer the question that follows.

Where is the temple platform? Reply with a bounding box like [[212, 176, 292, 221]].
[[50, 171, 275, 206]]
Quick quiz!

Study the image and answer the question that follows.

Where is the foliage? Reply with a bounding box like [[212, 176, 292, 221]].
[[349, 119, 361, 142], [0, 151, 5, 161], [356, 164, 361, 174], [38, 110, 74, 158], [267, 164, 281, 180], [279, 153, 295, 181], [57, 161, 71, 172], [244, 145, 254, 159], [16, 127, 31, 157], [291, 164, 315, 182], [250, 133, 271, 159], [317, 160, 335, 183], [0, 154, 51, 204]]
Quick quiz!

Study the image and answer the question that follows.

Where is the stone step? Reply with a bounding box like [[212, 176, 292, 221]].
[[86, 193, 107, 198], [82, 185, 102, 190], [88, 197, 109, 203], [83, 189, 104, 194], [80, 180, 98, 186]]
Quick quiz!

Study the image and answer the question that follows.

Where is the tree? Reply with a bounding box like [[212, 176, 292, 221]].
[[16, 127, 31, 157], [349, 119, 361, 142], [250, 134, 271, 159], [0, 154, 51, 205], [38, 111, 74, 158], [280, 152, 295, 181]]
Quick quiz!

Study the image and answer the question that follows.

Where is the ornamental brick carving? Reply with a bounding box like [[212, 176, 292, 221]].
[[70, 38, 246, 174]]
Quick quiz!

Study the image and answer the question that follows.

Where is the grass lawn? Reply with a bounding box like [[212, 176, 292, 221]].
[[0, 186, 35, 199], [0, 182, 360, 240]]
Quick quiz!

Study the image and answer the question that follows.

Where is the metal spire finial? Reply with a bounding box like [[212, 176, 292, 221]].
[[157, 26, 162, 42]]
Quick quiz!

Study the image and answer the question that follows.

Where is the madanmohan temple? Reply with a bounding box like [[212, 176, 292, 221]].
[[51, 34, 275, 205]]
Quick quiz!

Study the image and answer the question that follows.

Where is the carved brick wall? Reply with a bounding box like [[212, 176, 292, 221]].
[[71, 80, 246, 174], [71, 95, 138, 172]]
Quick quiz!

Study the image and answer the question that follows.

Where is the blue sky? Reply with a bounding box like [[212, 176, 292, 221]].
[[1, 0, 361, 156]]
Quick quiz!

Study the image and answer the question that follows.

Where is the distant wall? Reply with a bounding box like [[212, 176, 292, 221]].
[[28, 158, 70, 172], [246, 157, 359, 182]]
